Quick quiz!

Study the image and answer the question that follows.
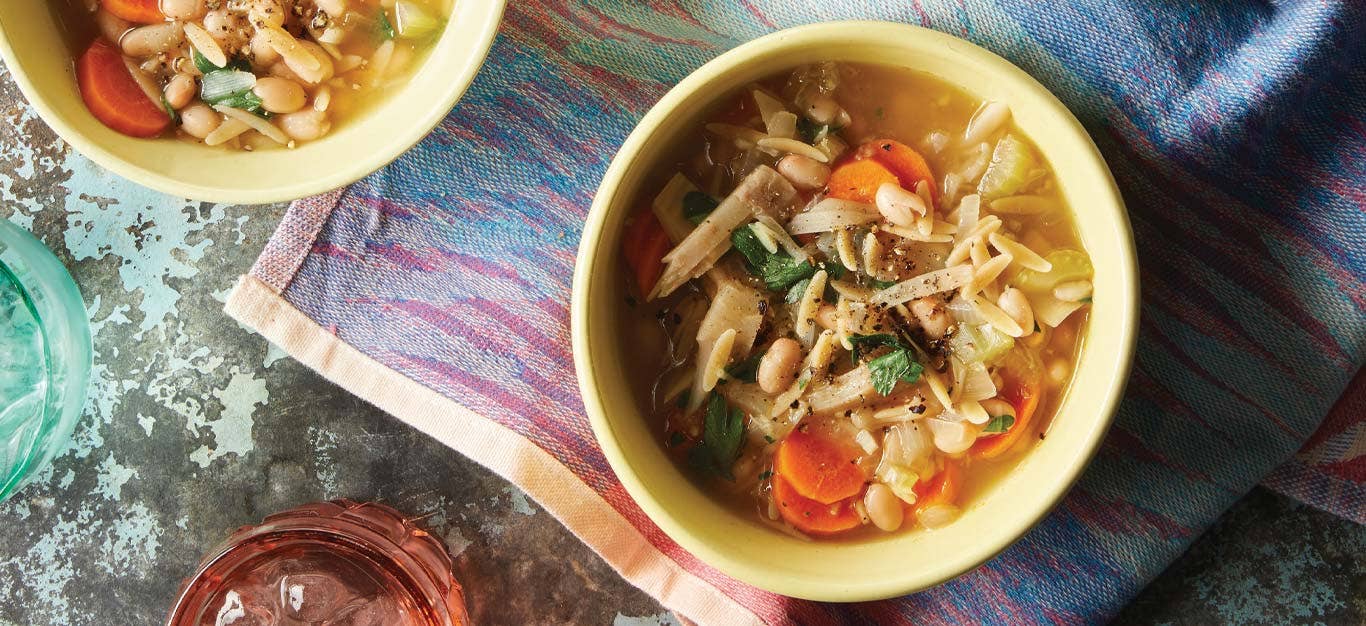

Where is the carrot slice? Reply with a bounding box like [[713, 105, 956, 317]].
[[912, 459, 962, 519], [970, 374, 1042, 459], [76, 40, 170, 138], [826, 159, 899, 204], [620, 211, 670, 296], [772, 474, 861, 536], [855, 139, 939, 201], [774, 428, 866, 504], [101, 0, 164, 23]]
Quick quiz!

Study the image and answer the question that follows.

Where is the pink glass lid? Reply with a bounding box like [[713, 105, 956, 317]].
[[167, 500, 468, 626]]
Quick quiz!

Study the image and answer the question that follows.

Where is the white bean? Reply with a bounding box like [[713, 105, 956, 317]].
[[757, 338, 802, 394], [247, 0, 286, 27], [875, 183, 926, 228], [95, 10, 130, 45], [834, 109, 852, 128], [776, 154, 830, 191], [910, 297, 952, 340], [927, 417, 977, 454], [120, 23, 184, 58], [250, 31, 281, 67], [803, 93, 842, 125], [1047, 358, 1070, 387], [998, 287, 1035, 337], [864, 483, 904, 532], [1053, 280, 1093, 302], [163, 74, 196, 110], [268, 61, 304, 83], [252, 77, 306, 113], [917, 504, 960, 529], [201, 9, 246, 46], [815, 304, 839, 331], [980, 398, 1013, 419], [278, 109, 330, 141], [179, 102, 220, 139], [159, 0, 206, 21]]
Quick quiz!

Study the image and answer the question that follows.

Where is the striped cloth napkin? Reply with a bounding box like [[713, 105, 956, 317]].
[[226, 2, 1366, 623]]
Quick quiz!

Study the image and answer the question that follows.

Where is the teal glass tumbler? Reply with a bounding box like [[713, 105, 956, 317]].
[[0, 218, 91, 502]]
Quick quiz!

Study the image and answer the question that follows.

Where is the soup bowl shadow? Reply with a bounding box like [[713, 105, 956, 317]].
[[572, 21, 1139, 601], [0, 1, 505, 204]]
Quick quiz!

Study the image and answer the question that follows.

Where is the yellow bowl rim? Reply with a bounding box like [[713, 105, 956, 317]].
[[0, 1, 507, 204], [577, 20, 1139, 601]]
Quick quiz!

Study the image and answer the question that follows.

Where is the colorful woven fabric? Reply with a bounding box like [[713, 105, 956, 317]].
[[227, 1, 1366, 623]]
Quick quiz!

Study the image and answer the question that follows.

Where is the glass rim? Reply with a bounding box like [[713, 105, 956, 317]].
[[165, 500, 464, 626]]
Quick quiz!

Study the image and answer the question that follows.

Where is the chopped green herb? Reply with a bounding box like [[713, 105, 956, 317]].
[[822, 261, 846, 281], [763, 435, 775, 444], [758, 470, 773, 481], [983, 414, 1016, 434], [160, 94, 180, 125], [682, 191, 719, 225], [730, 226, 770, 269], [726, 354, 763, 383], [760, 255, 816, 292], [796, 117, 828, 143], [868, 278, 899, 290], [784, 278, 812, 304], [667, 432, 685, 448], [1079, 297, 1093, 303], [192, 49, 218, 73], [199, 68, 266, 114], [691, 393, 746, 480], [875, 106, 885, 118], [732, 224, 816, 292], [377, 8, 396, 40], [214, 90, 265, 114], [867, 349, 924, 396], [848, 333, 903, 363]]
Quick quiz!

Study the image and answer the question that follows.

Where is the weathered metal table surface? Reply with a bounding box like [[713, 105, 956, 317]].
[[0, 64, 1361, 625]]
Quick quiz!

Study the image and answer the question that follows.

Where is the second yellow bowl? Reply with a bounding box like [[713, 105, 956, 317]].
[[0, 1, 506, 204]]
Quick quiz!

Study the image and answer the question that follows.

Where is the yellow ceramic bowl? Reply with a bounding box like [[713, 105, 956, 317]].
[[573, 22, 1138, 601], [0, 1, 505, 204]]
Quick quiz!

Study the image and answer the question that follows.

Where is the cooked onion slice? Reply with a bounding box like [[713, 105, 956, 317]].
[[963, 101, 1011, 145], [870, 265, 974, 307], [652, 166, 796, 299], [788, 207, 879, 235]]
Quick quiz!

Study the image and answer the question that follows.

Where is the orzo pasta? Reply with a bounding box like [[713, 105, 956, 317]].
[[620, 63, 1094, 538]]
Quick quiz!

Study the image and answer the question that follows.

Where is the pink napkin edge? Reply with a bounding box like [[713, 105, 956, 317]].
[[223, 274, 762, 626]]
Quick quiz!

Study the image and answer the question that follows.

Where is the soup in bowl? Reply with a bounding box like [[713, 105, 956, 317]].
[[0, 0, 505, 202], [573, 22, 1137, 600], [621, 60, 1094, 540], [56, 0, 451, 148]]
